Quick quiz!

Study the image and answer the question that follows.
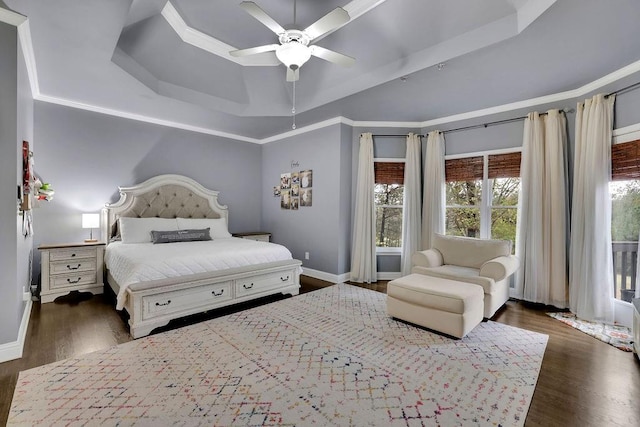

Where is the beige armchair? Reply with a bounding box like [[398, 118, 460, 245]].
[[411, 233, 519, 318]]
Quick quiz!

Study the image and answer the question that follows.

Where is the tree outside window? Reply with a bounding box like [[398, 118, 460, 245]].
[[374, 161, 404, 249]]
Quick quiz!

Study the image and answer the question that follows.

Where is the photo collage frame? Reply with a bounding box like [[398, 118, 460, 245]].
[[274, 170, 312, 209]]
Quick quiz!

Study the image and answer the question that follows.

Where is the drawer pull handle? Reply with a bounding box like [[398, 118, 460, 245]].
[[280, 276, 289, 281], [243, 283, 254, 290], [67, 277, 81, 284], [212, 289, 224, 297], [155, 300, 171, 307], [70, 253, 76, 257], [67, 264, 81, 270]]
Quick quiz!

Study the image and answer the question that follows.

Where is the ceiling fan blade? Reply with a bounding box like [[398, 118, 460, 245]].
[[304, 7, 350, 41], [230, 44, 279, 57], [286, 68, 299, 82], [240, 1, 286, 35], [310, 45, 355, 67]]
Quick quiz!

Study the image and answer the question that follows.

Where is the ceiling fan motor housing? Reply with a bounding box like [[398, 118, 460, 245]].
[[276, 30, 312, 69]]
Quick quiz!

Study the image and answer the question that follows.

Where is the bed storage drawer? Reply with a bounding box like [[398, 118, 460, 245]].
[[235, 270, 296, 297], [50, 260, 96, 275], [143, 281, 233, 318], [50, 272, 98, 289]]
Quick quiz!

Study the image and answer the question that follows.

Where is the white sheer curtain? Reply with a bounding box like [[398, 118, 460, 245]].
[[421, 131, 445, 250], [569, 94, 616, 322], [401, 133, 422, 275], [515, 110, 569, 307], [350, 133, 376, 283]]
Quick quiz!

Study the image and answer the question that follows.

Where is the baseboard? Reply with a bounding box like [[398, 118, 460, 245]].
[[301, 267, 349, 284], [0, 300, 32, 363], [301, 267, 401, 283], [377, 272, 402, 280]]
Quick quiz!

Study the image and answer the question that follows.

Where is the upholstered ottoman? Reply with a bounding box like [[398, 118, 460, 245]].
[[387, 274, 484, 338]]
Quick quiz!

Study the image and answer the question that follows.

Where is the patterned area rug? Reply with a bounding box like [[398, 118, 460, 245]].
[[10, 284, 548, 426], [547, 312, 633, 352]]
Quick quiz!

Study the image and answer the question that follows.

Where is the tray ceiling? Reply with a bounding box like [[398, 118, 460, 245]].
[[4, 0, 640, 140]]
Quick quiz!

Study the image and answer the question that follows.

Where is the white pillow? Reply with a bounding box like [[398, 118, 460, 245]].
[[119, 217, 179, 244], [176, 217, 232, 239]]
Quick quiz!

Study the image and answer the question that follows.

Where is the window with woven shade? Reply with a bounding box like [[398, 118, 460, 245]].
[[612, 139, 640, 181], [444, 151, 521, 250], [374, 161, 404, 249], [610, 139, 640, 301]]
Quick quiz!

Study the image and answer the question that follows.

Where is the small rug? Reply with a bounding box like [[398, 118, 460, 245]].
[[9, 284, 548, 426], [547, 312, 633, 352]]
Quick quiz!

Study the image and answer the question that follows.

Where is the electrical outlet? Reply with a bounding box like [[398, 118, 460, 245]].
[[304, 252, 310, 260]]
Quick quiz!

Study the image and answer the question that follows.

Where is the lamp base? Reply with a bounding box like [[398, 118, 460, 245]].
[[84, 239, 98, 243]]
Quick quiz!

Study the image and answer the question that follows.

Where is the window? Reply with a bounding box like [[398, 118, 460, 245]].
[[374, 160, 404, 249], [445, 152, 521, 252], [610, 139, 640, 302]]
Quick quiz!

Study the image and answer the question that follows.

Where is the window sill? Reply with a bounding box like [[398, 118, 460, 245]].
[[376, 248, 402, 256]]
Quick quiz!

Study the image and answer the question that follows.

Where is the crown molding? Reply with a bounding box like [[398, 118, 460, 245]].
[[17, 21, 39, 97], [161, 2, 279, 67], [0, 5, 25, 26]]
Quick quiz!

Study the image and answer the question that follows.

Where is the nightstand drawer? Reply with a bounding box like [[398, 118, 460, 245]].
[[49, 247, 96, 261], [50, 272, 97, 289], [50, 260, 96, 275]]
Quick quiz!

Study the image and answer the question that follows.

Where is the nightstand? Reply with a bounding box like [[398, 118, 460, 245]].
[[38, 242, 105, 303], [232, 232, 271, 242]]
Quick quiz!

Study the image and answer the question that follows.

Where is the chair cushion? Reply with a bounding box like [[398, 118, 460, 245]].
[[432, 233, 511, 269], [388, 274, 484, 314], [411, 265, 497, 294]]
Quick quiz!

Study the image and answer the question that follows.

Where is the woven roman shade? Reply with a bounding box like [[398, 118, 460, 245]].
[[374, 162, 404, 184], [445, 156, 483, 182], [488, 152, 521, 179], [611, 139, 640, 181]]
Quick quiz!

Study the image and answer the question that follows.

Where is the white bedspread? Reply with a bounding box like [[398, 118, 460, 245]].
[[105, 238, 296, 309]]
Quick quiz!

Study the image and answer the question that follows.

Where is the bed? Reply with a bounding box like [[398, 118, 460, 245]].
[[101, 174, 302, 338]]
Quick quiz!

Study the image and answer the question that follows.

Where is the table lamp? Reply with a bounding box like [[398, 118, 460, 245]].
[[82, 213, 100, 243]]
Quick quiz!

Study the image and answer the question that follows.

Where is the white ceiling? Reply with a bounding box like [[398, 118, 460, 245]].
[[4, 0, 640, 140]]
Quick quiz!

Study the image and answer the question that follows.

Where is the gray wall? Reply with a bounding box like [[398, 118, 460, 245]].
[[0, 21, 32, 345], [31, 103, 263, 279], [261, 124, 351, 276]]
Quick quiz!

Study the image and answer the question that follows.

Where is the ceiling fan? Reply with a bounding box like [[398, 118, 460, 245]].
[[230, 1, 356, 82]]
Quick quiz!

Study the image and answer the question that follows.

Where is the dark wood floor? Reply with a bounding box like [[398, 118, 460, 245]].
[[1, 277, 638, 426]]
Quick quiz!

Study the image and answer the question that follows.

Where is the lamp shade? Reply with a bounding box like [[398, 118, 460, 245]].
[[276, 42, 311, 69], [82, 213, 100, 229]]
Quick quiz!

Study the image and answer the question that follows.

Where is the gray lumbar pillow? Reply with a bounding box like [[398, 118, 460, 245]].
[[150, 228, 212, 244]]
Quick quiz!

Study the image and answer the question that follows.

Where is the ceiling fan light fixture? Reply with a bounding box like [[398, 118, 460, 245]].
[[276, 42, 311, 70]]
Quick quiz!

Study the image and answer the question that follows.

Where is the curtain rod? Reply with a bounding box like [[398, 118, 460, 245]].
[[606, 80, 640, 98], [367, 79, 638, 139], [368, 109, 576, 138]]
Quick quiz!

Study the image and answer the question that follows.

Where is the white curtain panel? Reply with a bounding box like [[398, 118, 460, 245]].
[[350, 133, 377, 283], [421, 131, 445, 250], [515, 110, 569, 307], [569, 94, 616, 322], [401, 133, 422, 276]]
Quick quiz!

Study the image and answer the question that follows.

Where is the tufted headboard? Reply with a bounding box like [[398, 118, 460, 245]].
[[102, 174, 228, 243]]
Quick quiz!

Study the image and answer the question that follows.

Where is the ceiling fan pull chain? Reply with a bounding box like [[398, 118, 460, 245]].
[[292, 78, 296, 129]]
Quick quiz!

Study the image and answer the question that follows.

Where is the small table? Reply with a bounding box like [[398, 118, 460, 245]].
[[232, 232, 271, 242], [38, 242, 105, 303]]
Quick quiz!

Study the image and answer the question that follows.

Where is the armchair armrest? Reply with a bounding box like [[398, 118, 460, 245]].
[[411, 249, 444, 268], [479, 255, 519, 282]]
